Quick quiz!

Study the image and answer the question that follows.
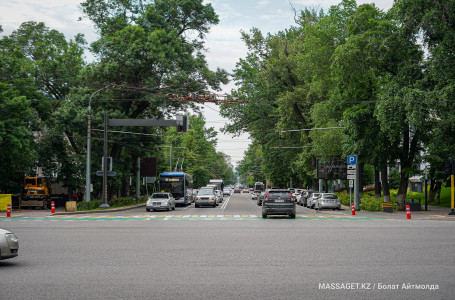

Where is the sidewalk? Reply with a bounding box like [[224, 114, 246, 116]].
[[338, 204, 455, 221], [3, 203, 145, 218]]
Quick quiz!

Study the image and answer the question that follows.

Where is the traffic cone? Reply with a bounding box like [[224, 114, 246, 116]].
[[351, 203, 355, 216], [51, 201, 55, 214], [406, 205, 411, 219], [7, 203, 11, 218]]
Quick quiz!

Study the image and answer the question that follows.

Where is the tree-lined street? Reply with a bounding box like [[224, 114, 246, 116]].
[[1, 192, 454, 299]]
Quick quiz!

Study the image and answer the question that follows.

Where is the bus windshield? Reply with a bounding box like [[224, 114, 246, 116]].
[[160, 179, 184, 195]]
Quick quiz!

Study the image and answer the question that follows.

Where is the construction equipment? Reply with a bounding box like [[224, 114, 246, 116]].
[[22, 177, 52, 209]]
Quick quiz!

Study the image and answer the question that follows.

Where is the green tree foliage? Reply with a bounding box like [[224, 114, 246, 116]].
[[223, 0, 451, 210], [0, 1, 231, 198], [160, 115, 234, 188]]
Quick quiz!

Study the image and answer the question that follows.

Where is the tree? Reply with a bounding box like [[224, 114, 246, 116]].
[[76, 0, 228, 199], [0, 28, 41, 193]]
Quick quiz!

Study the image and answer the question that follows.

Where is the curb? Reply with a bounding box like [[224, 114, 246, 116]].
[[51, 203, 146, 216]]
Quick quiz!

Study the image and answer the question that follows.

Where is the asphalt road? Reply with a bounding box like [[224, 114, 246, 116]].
[[1, 192, 454, 299]]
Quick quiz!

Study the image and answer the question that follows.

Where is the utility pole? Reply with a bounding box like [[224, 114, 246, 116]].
[[100, 113, 110, 208], [85, 85, 110, 202], [137, 157, 140, 200]]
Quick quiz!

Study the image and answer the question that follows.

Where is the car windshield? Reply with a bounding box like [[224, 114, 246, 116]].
[[268, 192, 291, 199], [152, 194, 169, 199], [198, 189, 214, 196]]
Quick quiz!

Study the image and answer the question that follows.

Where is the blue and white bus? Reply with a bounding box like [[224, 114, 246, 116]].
[[159, 172, 193, 206]]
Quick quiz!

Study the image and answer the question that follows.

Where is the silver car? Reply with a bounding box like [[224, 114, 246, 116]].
[[0, 228, 19, 260], [146, 193, 176, 212], [195, 187, 217, 208], [315, 193, 341, 210], [307, 193, 322, 209]]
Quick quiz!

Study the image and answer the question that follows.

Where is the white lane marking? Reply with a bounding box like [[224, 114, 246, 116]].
[[220, 196, 230, 211]]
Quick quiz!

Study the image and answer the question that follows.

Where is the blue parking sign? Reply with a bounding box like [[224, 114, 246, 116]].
[[347, 155, 357, 165]]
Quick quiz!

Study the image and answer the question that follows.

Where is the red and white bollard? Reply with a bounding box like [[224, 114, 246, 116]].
[[7, 203, 11, 218], [351, 203, 355, 216], [406, 205, 411, 219], [51, 201, 55, 214]]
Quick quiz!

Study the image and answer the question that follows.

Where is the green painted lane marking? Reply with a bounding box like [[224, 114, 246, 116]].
[[1, 216, 393, 221]]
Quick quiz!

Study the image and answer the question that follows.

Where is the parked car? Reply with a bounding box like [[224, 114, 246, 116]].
[[307, 193, 322, 209], [251, 191, 260, 200], [215, 190, 223, 204], [195, 187, 217, 208], [146, 193, 176, 212], [315, 193, 341, 210], [262, 189, 296, 219], [0, 228, 19, 260], [293, 189, 302, 202], [257, 191, 267, 206], [299, 190, 315, 206], [234, 187, 241, 193]]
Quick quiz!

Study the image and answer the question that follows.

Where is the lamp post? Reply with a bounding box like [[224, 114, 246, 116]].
[[85, 85, 110, 202]]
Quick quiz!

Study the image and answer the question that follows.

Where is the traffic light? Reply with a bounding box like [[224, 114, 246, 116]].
[[176, 115, 189, 132]]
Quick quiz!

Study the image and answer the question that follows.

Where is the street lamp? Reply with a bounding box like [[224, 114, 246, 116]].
[[85, 85, 110, 202]]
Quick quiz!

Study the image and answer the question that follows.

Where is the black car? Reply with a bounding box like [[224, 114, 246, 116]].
[[262, 189, 296, 219], [257, 191, 267, 206]]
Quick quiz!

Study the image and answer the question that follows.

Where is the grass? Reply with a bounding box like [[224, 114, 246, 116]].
[[406, 186, 454, 208], [337, 186, 455, 212], [76, 196, 148, 211]]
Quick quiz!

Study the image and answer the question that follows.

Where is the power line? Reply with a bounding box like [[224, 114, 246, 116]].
[[280, 127, 345, 133]]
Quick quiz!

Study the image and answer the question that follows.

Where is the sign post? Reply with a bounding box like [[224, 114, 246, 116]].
[[347, 156, 359, 210], [349, 179, 354, 209]]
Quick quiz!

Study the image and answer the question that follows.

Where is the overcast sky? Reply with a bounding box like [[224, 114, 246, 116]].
[[0, 0, 393, 166]]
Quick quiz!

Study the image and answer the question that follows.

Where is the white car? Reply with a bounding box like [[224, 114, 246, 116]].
[[0, 228, 19, 260], [215, 190, 223, 204], [223, 188, 231, 196]]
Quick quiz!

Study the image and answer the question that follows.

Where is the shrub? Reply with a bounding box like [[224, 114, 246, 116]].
[[77, 200, 102, 211], [75, 196, 148, 211], [336, 191, 397, 212]]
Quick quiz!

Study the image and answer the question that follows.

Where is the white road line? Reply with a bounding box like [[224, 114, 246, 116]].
[[220, 196, 230, 211]]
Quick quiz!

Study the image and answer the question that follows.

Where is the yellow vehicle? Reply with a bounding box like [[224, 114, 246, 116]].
[[22, 177, 52, 209]]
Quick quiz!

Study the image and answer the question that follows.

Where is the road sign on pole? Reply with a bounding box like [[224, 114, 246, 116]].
[[347, 155, 357, 165]]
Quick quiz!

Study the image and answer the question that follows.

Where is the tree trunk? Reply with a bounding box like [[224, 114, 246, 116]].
[[358, 162, 364, 199], [396, 170, 409, 211], [396, 127, 420, 211], [435, 181, 442, 204], [429, 180, 436, 202], [311, 155, 318, 190], [67, 187, 73, 202], [374, 168, 381, 200], [381, 164, 391, 202]]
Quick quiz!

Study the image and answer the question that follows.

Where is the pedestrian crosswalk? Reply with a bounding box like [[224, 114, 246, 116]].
[[0, 214, 379, 221]]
